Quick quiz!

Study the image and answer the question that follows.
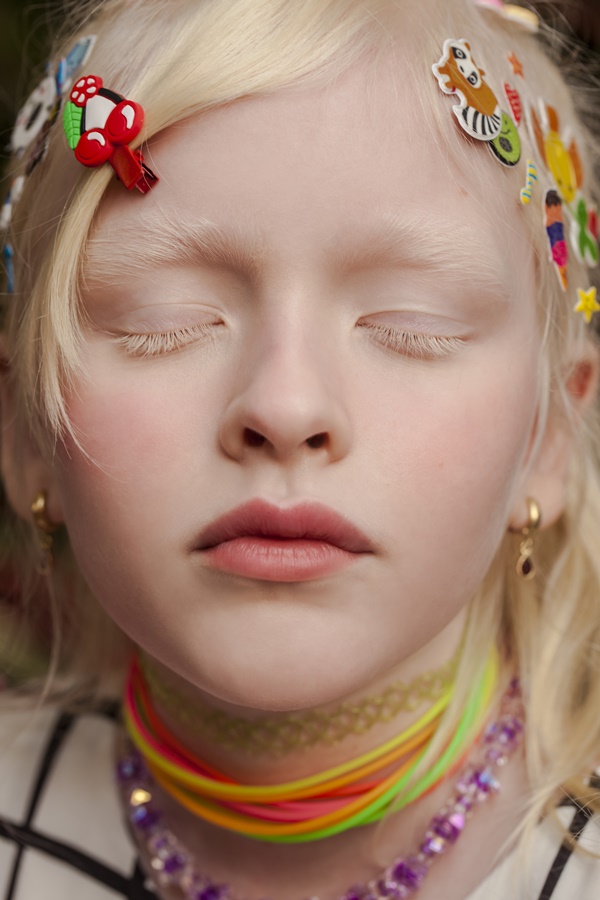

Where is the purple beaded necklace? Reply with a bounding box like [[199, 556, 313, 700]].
[[116, 679, 524, 900]]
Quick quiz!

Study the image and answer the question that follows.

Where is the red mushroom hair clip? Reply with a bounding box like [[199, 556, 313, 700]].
[[63, 75, 158, 194]]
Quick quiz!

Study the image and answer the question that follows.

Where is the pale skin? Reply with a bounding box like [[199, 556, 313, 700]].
[[2, 39, 598, 900]]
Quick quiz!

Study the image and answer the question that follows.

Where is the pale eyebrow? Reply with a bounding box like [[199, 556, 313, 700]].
[[86, 211, 513, 299], [85, 215, 266, 285], [330, 213, 514, 298]]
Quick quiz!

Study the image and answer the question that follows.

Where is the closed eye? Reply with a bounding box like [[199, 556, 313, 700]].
[[112, 321, 223, 358], [358, 322, 466, 360]]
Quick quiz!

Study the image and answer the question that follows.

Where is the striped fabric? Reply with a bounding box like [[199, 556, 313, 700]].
[[0, 707, 598, 899]]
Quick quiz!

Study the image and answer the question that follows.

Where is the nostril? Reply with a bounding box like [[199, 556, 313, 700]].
[[244, 428, 266, 447], [306, 432, 326, 449]]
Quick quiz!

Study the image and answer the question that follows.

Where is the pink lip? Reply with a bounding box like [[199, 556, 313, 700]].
[[194, 499, 374, 582]]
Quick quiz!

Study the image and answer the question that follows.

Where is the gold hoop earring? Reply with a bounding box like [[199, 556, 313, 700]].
[[31, 491, 58, 575], [512, 497, 541, 581]]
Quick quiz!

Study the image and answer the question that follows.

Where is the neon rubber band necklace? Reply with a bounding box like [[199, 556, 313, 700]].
[[123, 648, 499, 843]]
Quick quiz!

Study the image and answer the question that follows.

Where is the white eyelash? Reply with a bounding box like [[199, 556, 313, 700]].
[[358, 323, 466, 360], [113, 323, 220, 358], [113, 321, 464, 361]]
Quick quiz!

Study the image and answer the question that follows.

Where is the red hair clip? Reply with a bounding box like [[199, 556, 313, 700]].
[[63, 75, 158, 194]]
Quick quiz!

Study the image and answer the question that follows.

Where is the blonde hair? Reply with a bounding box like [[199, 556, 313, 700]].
[[2, 0, 600, 875]]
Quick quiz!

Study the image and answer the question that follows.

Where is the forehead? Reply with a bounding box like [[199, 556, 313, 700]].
[[89, 45, 530, 294]]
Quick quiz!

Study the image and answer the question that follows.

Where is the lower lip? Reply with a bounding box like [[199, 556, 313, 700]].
[[200, 537, 362, 582]]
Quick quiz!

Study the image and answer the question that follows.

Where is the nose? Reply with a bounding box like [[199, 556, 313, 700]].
[[218, 333, 352, 464]]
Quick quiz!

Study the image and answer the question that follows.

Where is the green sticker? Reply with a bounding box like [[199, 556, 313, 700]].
[[63, 101, 83, 151], [488, 112, 521, 168], [574, 197, 599, 267]]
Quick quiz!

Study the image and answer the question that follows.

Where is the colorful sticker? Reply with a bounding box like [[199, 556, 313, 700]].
[[573, 287, 600, 324], [507, 53, 524, 78], [545, 189, 568, 291], [0, 177, 25, 232], [489, 112, 521, 167], [433, 39, 503, 141], [571, 197, 600, 267], [62, 36, 97, 88], [503, 84, 522, 126], [433, 39, 520, 166], [520, 160, 538, 206], [530, 102, 583, 205], [25, 98, 62, 176], [10, 75, 59, 157]]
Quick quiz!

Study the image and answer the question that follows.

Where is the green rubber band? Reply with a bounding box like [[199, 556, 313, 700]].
[[238, 650, 498, 843]]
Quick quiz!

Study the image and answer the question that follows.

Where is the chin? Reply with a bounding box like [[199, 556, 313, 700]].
[[156, 623, 384, 714]]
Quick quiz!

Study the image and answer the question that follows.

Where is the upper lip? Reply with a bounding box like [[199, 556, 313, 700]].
[[195, 499, 374, 553]]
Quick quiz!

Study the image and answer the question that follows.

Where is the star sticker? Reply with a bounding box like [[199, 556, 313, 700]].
[[507, 52, 524, 77], [574, 287, 600, 324]]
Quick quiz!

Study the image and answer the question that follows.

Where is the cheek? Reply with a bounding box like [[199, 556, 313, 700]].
[[55, 365, 218, 579], [367, 360, 536, 558]]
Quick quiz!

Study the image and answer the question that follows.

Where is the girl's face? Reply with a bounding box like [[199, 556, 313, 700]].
[[53, 56, 541, 710]]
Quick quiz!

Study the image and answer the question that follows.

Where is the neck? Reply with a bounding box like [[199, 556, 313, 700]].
[[138, 616, 466, 784], [117, 652, 519, 900], [119, 621, 522, 899]]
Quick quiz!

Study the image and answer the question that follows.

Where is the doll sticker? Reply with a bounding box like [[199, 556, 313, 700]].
[[544, 189, 568, 291], [531, 101, 598, 268], [433, 39, 521, 167]]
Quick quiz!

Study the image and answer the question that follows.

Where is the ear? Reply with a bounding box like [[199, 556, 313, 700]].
[[508, 345, 600, 531], [0, 341, 64, 527]]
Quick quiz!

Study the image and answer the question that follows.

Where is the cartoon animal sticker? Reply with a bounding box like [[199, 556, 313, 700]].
[[433, 39, 521, 167], [433, 39, 503, 140], [545, 189, 568, 291], [63, 75, 145, 167], [520, 160, 538, 206]]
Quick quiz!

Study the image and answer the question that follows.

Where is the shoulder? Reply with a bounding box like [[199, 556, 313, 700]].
[[467, 801, 600, 900], [0, 704, 154, 899]]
